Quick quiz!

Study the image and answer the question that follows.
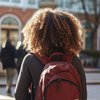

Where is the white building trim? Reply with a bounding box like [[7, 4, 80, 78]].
[[0, 0, 39, 9]]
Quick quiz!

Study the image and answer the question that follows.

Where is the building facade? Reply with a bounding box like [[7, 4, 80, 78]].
[[0, 0, 100, 50], [0, 0, 38, 50]]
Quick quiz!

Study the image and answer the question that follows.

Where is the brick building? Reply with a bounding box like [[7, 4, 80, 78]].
[[0, 0, 100, 50], [0, 0, 39, 50]]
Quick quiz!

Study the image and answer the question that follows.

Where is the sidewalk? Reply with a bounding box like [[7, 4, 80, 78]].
[[0, 73, 17, 87], [85, 68, 100, 84], [85, 68, 100, 99], [0, 74, 18, 99], [0, 94, 15, 100], [0, 68, 100, 86], [84, 67, 100, 73], [0, 68, 100, 100]]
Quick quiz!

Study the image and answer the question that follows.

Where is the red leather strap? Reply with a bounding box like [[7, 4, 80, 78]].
[[62, 54, 74, 63], [29, 52, 48, 65], [29, 52, 74, 65], [48, 52, 64, 62], [48, 52, 74, 63]]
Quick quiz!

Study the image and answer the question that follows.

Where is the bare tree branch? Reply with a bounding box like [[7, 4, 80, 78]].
[[81, 0, 93, 29], [78, 0, 100, 49], [94, 0, 97, 16], [93, 0, 100, 27]]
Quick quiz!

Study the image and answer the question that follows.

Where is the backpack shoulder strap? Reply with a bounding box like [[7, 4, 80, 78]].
[[29, 52, 48, 65], [29, 52, 74, 65], [48, 52, 74, 63], [62, 54, 74, 63]]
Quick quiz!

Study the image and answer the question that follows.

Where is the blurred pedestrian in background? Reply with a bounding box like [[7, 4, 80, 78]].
[[0, 38, 18, 96], [16, 41, 27, 74]]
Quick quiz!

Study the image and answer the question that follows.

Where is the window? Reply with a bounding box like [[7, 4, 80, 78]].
[[65, 0, 72, 8], [78, 2, 83, 9], [55, 0, 63, 7], [0, 0, 9, 2], [1, 17, 18, 25], [85, 32, 91, 49], [88, 1, 94, 11], [28, 0, 35, 4], [12, 0, 20, 3], [83, 22, 92, 30]]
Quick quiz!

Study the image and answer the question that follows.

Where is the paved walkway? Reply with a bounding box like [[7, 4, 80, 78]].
[[86, 73, 100, 84], [85, 68, 100, 100], [84, 67, 100, 73], [0, 94, 15, 100], [0, 68, 100, 100]]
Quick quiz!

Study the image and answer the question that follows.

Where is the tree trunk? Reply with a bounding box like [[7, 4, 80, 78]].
[[91, 29, 97, 50]]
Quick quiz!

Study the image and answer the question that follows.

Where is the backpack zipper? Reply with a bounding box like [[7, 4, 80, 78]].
[[43, 78, 81, 100]]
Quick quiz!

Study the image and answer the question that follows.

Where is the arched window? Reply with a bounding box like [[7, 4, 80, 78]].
[[1, 17, 19, 46], [1, 17, 18, 25]]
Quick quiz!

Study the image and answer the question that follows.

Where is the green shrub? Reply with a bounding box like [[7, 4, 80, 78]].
[[80, 50, 100, 58]]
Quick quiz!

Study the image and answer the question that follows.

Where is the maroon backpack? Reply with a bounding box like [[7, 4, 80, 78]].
[[31, 52, 82, 100]]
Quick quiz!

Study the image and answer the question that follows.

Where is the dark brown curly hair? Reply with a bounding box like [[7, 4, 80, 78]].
[[22, 8, 83, 56]]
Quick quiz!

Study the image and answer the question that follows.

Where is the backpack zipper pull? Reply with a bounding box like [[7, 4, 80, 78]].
[[57, 79, 61, 93]]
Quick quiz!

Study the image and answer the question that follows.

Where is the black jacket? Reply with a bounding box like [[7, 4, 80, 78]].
[[14, 53, 87, 100], [16, 45, 27, 73], [0, 41, 18, 69]]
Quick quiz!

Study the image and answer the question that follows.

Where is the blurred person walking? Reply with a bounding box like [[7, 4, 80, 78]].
[[16, 41, 27, 74], [0, 38, 18, 96]]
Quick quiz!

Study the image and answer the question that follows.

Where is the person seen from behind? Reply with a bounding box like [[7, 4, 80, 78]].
[[16, 41, 28, 74], [14, 8, 87, 100], [0, 38, 18, 96]]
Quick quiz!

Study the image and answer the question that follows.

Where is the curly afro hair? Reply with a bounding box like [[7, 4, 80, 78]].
[[22, 8, 83, 56]]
